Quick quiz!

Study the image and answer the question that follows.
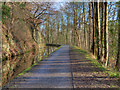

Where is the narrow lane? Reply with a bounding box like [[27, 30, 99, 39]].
[[4, 45, 73, 88]]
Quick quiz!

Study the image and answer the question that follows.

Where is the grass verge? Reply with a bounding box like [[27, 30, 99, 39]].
[[45, 45, 62, 58], [17, 62, 38, 76], [73, 46, 120, 78]]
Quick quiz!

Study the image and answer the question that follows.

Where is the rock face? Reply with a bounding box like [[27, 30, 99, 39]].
[[1, 3, 45, 86]]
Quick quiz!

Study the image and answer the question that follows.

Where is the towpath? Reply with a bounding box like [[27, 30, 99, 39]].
[[3, 45, 120, 88]]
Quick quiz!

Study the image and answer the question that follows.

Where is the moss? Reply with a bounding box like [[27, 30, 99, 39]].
[[73, 46, 87, 54], [2, 4, 11, 24], [19, 18, 24, 23], [104, 69, 120, 78], [9, 85, 15, 88], [19, 3, 26, 8], [2, 50, 32, 62], [17, 62, 38, 76]]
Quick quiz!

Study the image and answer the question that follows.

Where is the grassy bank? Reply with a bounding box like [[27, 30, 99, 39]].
[[73, 46, 120, 78]]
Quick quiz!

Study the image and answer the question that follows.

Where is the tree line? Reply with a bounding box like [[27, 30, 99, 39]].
[[2, 2, 120, 71], [41, 1, 120, 71]]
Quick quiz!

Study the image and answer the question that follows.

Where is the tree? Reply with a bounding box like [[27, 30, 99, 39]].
[[116, 2, 120, 71], [104, 2, 109, 67], [83, 2, 87, 49], [89, 2, 92, 51], [95, 1, 100, 60], [92, 2, 96, 55], [100, 2, 105, 63]]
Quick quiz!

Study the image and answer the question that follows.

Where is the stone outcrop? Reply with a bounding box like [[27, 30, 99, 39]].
[[1, 3, 45, 86]]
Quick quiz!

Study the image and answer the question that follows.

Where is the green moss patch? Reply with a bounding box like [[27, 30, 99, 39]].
[[17, 62, 38, 76]]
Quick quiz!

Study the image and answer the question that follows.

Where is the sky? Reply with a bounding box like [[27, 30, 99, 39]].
[[52, 0, 67, 11]]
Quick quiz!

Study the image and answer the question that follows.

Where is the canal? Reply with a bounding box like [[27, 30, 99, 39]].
[[2, 46, 58, 86]]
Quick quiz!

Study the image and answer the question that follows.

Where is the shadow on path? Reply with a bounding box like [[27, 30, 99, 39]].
[[70, 47, 120, 88]]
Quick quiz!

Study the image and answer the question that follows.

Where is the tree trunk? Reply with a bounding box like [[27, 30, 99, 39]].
[[104, 2, 109, 67], [83, 2, 86, 49], [57, 16, 60, 44], [95, 1, 100, 60], [73, 5, 76, 46], [78, 15, 81, 48], [100, 2, 105, 63], [116, 4, 120, 71], [92, 2, 96, 55], [66, 14, 70, 45], [89, 2, 92, 51]]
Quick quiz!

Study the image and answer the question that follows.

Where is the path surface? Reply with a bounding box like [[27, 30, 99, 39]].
[[3, 45, 120, 88], [4, 45, 73, 88], [70, 47, 120, 88]]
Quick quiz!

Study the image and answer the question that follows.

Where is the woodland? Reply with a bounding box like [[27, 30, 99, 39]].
[[1, 1, 120, 87]]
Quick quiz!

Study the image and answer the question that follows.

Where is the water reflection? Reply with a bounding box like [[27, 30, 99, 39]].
[[44, 46, 57, 56], [2, 46, 57, 86]]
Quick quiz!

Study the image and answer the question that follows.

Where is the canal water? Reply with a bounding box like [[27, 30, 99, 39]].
[[2, 46, 58, 86]]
